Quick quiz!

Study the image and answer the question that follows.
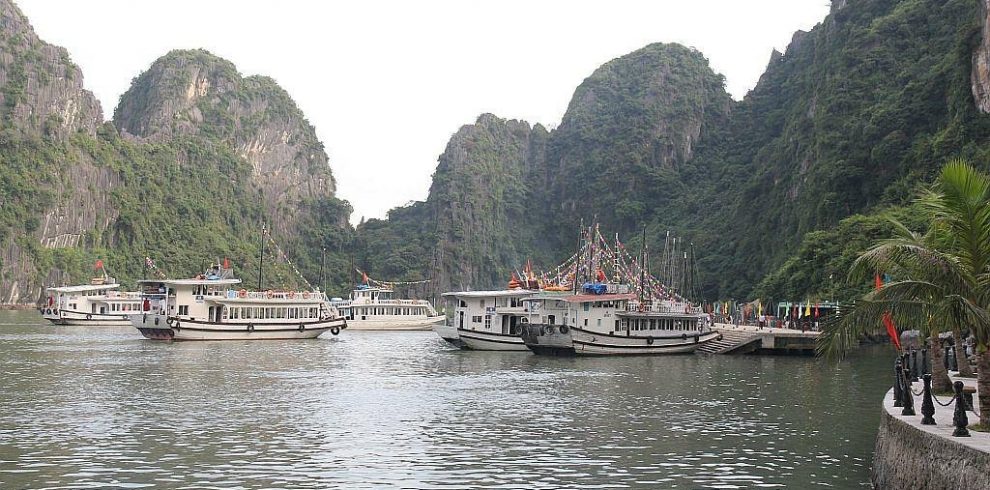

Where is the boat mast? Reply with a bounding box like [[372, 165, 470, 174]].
[[573, 219, 583, 294], [639, 225, 646, 304], [258, 223, 265, 291], [661, 231, 670, 287]]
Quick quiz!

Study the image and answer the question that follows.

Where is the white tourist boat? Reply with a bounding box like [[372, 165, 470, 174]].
[[519, 284, 719, 356], [332, 285, 444, 330], [130, 263, 346, 341], [439, 289, 536, 350], [40, 279, 144, 327]]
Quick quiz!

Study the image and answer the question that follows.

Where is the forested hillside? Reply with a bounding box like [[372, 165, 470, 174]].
[[358, 0, 990, 305], [0, 0, 351, 303], [4, 0, 990, 306]]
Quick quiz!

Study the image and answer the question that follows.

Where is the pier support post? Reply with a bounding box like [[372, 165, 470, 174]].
[[901, 364, 916, 416], [921, 374, 936, 425], [893, 357, 904, 407], [952, 381, 970, 437]]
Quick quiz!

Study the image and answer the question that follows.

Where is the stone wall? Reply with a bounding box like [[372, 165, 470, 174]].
[[872, 389, 990, 489]]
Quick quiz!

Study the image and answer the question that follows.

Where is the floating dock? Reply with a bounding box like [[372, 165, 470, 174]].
[[696, 324, 819, 355]]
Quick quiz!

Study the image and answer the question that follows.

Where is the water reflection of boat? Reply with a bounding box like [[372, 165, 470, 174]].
[[130, 262, 346, 341]]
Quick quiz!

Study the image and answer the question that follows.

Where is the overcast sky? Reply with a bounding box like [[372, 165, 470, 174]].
[[20, 0, 831, 224]]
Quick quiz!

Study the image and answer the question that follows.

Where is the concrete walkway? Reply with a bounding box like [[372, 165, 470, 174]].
[[886, 372, 990, 453]]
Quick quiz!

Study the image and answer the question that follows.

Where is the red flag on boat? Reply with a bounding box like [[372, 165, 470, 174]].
[[223, 257, 230, 269], [94, 259, 103, 270], [814, 303, 820, 319], [596, 269, 606, 282]]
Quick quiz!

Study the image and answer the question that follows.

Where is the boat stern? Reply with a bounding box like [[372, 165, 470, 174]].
[[521, 323, 576, 356]]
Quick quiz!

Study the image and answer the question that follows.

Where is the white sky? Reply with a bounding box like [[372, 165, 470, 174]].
[[19, 0, 831, 224]]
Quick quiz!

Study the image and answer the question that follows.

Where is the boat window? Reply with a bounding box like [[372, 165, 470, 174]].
[[484, 315, 491, 329], [548, 315, 555, 325], [650, 319, 656, 330], [615, 320, 620, 330], [460, 300, 466, 307], [583, 303, 590, 312]]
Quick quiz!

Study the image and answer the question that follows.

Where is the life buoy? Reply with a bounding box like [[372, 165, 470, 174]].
[[544, 325, 554, 335], [681, 333, 687, 340], [288, 291, 296, 299], [238, 289, 247, 298], [330, 326, 340, 336], [266, 290, 275, 299], [559, 325, 569, 334], [86, 314, 92, 320], [302, 291, 311, 300], [298, 323, 305, 332], [247, 324, 255, 332], [647, 337, 654, 345]]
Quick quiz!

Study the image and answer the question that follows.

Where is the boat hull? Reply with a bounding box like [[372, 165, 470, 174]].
[[39, 308, 136, 327], [521, 323, 720, 356], [433, 323, 465, 348], [130, 313, 347, 341], [456, 328, 528, 351], [345, 315, 444, 331]]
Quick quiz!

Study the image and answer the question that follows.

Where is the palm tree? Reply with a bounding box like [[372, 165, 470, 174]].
[[819, 160, 990, 425]]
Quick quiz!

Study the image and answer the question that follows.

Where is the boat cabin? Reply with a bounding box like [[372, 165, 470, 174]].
[[45, 283, 143, 316], [442, 290, 535, 336]]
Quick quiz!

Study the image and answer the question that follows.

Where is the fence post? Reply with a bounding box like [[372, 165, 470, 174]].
[[901, 363, 916, 416], [893, 357, 904, 407], [952, 381, 970, 437], [921, 374, 936, 425]]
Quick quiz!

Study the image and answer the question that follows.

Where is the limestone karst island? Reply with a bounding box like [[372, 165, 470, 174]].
[[3, 0, 990, 488]]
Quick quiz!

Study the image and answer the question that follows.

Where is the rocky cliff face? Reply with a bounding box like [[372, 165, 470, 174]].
[[543, 43, 731, 242], [972, 0, 990, 113], [356, 114, 550, 292], [429, 114, 549, 291], [0, 0, 102, 138], [0, 0, 117, 304], [113, 49, 336, 238]]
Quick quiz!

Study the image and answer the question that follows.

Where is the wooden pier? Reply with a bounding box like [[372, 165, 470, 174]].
[[696, 324, 819, 355]]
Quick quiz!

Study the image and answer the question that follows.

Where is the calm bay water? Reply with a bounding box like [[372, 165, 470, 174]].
[[0, 311, 889, 489]]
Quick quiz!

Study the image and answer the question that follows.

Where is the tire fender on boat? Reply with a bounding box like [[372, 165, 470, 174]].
[[174, 320, 181, 330], [543, 325, 553, 335], [647, 337, 654, 345], [86, 314, 92, 320], [298, 323, 305, 332], [330, 326, 340, 336], [559, 325, 569, 334], [247, 324, 255, 332]]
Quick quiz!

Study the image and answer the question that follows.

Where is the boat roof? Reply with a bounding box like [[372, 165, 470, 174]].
[[524, 293, 638, 303], [137, 278, 242, 287], [47, 283, 120, 293], [442, 289, 536, 298]]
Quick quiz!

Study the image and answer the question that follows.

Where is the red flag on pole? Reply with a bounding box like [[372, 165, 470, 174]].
[[883, 312, 902, 350], [94, 259, 103, 270], [875, 273, 900, 350]]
